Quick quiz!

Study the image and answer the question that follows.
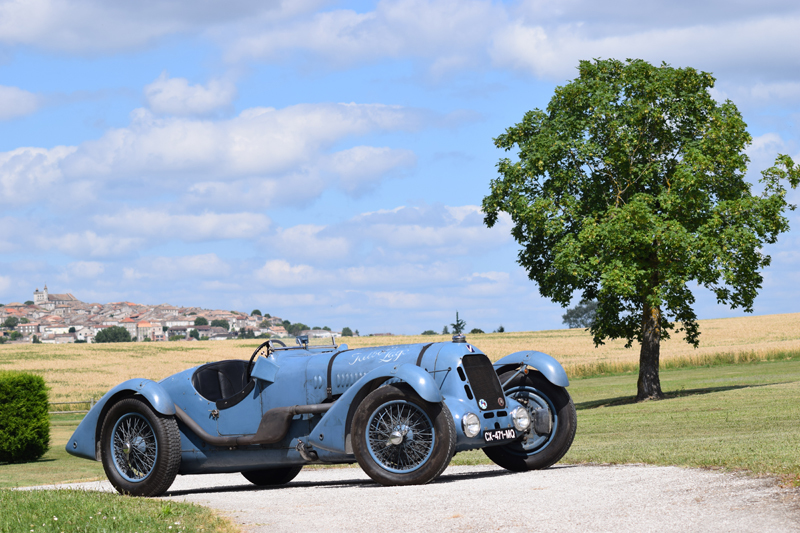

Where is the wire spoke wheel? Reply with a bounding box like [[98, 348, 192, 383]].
[[367, 400, 434, 473], [505, 388, 556, 455], [483, 370, 576, 472], [352, 384, 455, 486], [112, 413, 158, 481], [100, 398, 181, 497]]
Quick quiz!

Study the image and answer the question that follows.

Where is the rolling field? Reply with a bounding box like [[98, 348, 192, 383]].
[[1, 312, 798, 403]]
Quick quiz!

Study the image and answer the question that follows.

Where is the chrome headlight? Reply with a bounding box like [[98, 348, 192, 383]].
[[462, 412, 481, 438], [511, 406, 531, 432]]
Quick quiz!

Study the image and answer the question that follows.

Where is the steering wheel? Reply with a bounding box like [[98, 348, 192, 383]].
[[246, 339, 286, 381]]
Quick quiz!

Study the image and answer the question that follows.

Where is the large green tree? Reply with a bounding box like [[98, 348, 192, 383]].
[[210, 319, 230, 331], [483, 58, 799, 401], [95, 326, 132, 343]]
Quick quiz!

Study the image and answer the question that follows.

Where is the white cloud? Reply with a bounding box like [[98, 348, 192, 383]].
[[350, 204, 513, 251], [748, 82, 800, 103], [255, 259, 328, 287], [124, 253, 230, 281], [254, 258, 462, 289], [0, 146, 76, 205], [226, 0, 503, 71], [0, 85, 40, 120], [0, 0, 320, 53], [327, 146, 416, 193], [489, 15, 800, 81], [271, 225, 351, 260], [264, 204, 513, 269], [746, 133, 799, 177], [35, 231, 143, 258], [95, 209, 271, 241], [1, 102, 425, 209], [63, 261, 105, 279], [64, 104, 421, 179], [144, 72, 237, 116]]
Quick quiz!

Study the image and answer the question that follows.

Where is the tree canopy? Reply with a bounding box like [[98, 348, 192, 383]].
[[483, 58, 799, 400], [562, 299, 598, 329], [194, 316, 208, 326], [450, 312, 466, 335], [210, 319, 230, 331], [95, 326, 132, 343]]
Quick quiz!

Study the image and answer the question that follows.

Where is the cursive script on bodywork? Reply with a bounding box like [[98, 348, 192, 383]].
[[347, 347, 411, 366]]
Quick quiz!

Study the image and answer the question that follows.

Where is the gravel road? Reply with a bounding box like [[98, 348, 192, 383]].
[[51, 464, 800, 533]]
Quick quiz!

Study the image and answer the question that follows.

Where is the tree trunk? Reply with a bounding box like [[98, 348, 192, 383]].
[[637, 302, 664, 400]]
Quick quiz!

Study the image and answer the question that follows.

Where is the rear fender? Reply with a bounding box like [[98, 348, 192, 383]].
[[494, 351, 570, 388], [66, 379, 175, 461], [309, 363, 441, 455]]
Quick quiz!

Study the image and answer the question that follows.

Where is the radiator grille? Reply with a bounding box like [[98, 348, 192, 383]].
[[461, 354, 505, 411]]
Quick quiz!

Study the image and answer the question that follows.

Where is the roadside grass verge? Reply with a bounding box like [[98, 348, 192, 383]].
[[0, 489, 239, 533], [0, 414, 104, 489]]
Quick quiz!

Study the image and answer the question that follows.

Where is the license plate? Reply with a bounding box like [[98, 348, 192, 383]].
[[483, 428, 517, 443]]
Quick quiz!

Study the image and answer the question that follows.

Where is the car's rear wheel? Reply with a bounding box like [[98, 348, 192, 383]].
[[100, 397, 181, 497], [241, 466, 302, 486], [483, 370, 576, 471], [352, 384, 455, 486]]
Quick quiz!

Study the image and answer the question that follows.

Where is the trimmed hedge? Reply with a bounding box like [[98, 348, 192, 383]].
[[0, 371, 50, 463]]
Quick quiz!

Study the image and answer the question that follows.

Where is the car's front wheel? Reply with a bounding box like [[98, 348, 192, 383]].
[[100, 397, 181, 497], [352, 384, 455, 486], [483, 370, 576, 471]]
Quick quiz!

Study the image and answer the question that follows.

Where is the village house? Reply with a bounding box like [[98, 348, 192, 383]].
[[17, 322, 40, 335], [3, 284, 314, 344]]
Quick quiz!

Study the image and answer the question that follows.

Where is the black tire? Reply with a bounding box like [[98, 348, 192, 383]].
[[352, 384, 456, 486], [483, 370, 576, 472], [100, 397, 181, 497], [241, 465, 303, 486]]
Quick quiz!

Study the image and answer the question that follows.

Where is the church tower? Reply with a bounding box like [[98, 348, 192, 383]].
[[33, 284, 48, 306]]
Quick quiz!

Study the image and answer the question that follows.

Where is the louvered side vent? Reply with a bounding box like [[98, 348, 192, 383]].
[[461, 354, 506, 411]]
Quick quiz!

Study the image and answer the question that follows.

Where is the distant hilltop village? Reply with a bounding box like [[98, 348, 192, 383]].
[[0, 285, 343, 344]]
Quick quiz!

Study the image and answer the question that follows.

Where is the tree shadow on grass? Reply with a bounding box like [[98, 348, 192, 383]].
[[576, 382, 783, 410]]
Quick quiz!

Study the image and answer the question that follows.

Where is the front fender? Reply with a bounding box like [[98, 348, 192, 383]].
[[66, 378, 175, 461], [309, 363, 441, 455], [494, 351, 570, 388]]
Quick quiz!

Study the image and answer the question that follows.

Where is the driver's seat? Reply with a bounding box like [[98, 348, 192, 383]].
[[192, 360, 254, 409]]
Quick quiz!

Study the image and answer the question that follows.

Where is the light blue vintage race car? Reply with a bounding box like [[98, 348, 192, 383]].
[[67, 335, 576, 496]]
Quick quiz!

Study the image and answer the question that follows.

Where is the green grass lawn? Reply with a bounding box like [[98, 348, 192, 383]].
[[563, 359, 800, 479], [0, 489, 238, 533], [0, 414, 104, 489]]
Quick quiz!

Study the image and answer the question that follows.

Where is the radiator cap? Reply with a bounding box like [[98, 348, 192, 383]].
[[452, 334, 467, 343]]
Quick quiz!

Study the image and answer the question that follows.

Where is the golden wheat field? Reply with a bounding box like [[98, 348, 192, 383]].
[[2, 312, 799, 402]]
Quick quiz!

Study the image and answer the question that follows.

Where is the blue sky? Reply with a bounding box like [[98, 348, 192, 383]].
[[1, 0, 798, 335]]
